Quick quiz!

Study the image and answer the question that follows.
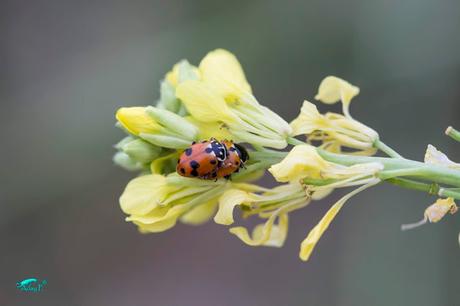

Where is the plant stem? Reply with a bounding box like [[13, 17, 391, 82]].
[[318, 149, 460, 187], [287, 137, 306, 146], [385, 178, 439, 195], [445, 126, 460, 143], [438, 188, 460, 199], [373, 139, 403, 158], [378, 167, 460, 187]]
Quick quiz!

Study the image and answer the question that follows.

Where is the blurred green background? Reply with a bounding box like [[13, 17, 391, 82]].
[[1, 0, 460, 305]]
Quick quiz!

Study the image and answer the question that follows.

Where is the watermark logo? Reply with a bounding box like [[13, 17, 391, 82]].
[[16, 278, 47, 293]]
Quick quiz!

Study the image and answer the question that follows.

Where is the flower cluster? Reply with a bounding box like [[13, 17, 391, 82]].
[[114, 49, 460, 262]]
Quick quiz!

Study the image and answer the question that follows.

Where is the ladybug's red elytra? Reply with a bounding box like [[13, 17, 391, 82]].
[[176, 138, 249, 180]]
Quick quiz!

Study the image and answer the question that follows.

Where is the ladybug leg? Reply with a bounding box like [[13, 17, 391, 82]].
[[224, 175, 231, 180], [210, 170, 218, 182]]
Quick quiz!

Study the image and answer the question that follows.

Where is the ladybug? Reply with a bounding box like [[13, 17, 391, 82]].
[[216, 140, 249, 179], [176, 138, 228, 179], [176, 138, 249, 180]]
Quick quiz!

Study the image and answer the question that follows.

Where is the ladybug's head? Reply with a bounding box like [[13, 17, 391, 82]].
[[234, 143, 249, 163]]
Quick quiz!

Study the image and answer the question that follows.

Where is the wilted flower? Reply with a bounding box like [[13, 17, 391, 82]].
[[299, 180, 379, 261], [424, 144, 460, 169], [401, 197, 458, 231], [216, 182, 310, 247]]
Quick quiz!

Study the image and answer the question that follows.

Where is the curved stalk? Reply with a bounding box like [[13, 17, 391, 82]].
[[373, 139, 403, 158]]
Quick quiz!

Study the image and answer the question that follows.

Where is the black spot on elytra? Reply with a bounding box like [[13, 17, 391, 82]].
[[235, 161, 239, 166], [190, 160, 200, 169], [191, 169, 199, 177], [177, 159, 181, 164], [210, 159, 217, 165], [180, 168, 185, 174], [185, 148, 192, 156], [205, 147, 213, 153]]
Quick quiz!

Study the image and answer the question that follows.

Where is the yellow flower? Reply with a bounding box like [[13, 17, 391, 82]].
[[268, 144, 332, 182], [268, 144, 383, 183], [215, 183, 309, 247], [176, 49, 291, 149], [315, 76, 359, 118], [401, 197, 458, 231], [424, 144, 460, 169], [290, 101, 378, 155], [120, 174, 229, 233], [299, 179, 379, 261]]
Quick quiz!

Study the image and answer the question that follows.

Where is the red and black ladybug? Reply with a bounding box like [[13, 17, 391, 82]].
[[176, 138, 248, 180]]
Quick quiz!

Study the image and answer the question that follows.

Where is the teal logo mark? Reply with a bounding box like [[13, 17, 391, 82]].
[[16, 278, 47, 292]]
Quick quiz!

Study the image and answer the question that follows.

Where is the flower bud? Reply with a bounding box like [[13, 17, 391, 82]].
[[122, 138, 162, 163], [113, 151, 144, 171], [139, 133, 192, 149], [146, 106, 198, 141]]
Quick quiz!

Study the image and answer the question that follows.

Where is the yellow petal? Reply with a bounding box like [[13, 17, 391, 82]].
[[251, 213, 289, 247], [116, 107, 161, 136], [129, 204, 188, 233], [185, 116, 232, 140], [119, 175, 166, 215], [315, 76, 359, 106], [180, 198, 219, 225], [176, 80, 236, 123], [290, 100, 327, 136], [214, 189, 249, 225], [229, 212, 288, 247], [299, 180, 377, 261], [134, 218, 178, 233], [199, 49, 252, 101], [268, 144, 330, 182]]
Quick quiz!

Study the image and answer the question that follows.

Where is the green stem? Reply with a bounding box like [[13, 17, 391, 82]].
[[378, 167, 460, 187], [385, 178, 439, 195], [318, 149, 460, 187], [287, 137, 306, 146], [445, 126, 460, 143], [438, 188, 460, 199], [373, 139, 403, 158]]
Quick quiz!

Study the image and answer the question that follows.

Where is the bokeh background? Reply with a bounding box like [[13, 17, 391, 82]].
[[2, 0, 460, 305]]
